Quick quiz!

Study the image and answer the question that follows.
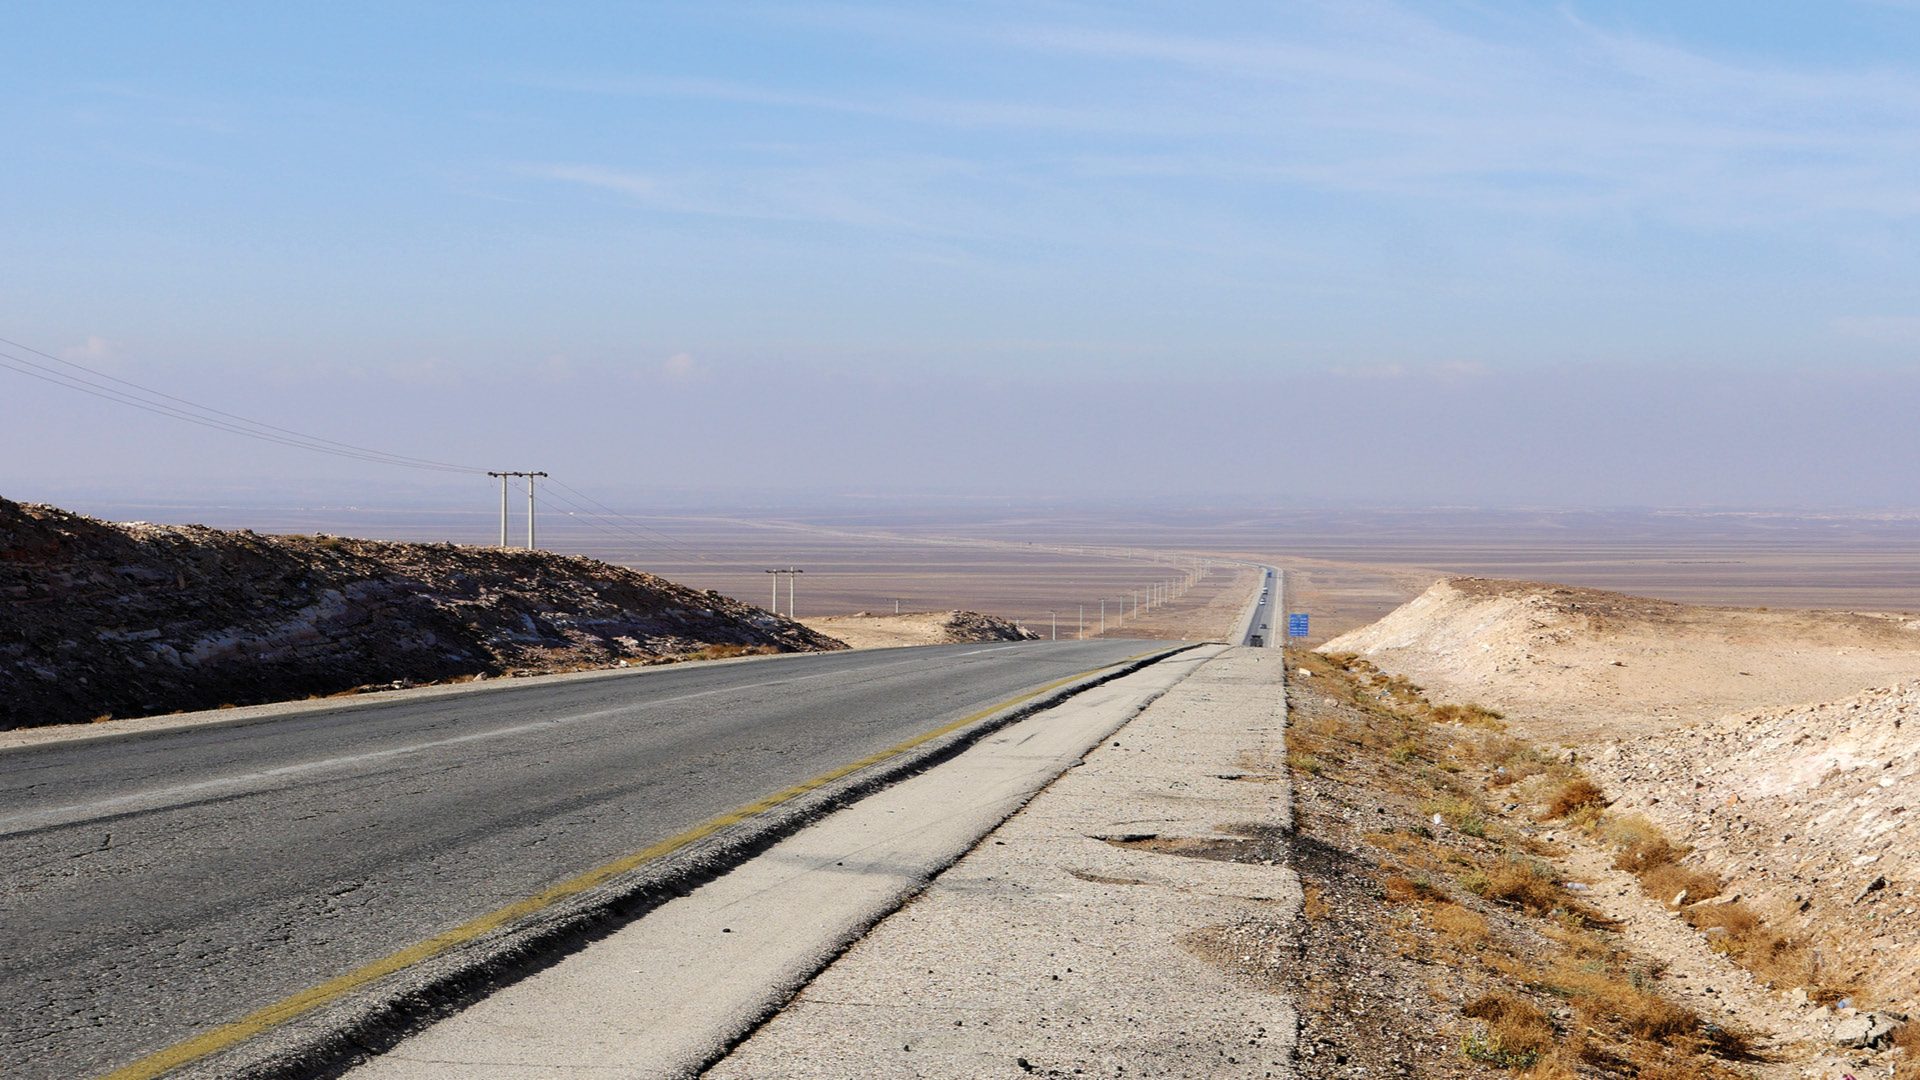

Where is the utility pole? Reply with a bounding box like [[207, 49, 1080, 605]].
[[762, 567, 803, 616], [761, 567, 802, 616], [492, 473, 507, 546], [1078, 604, 1084, 639], [1099, 597, 1106, 634], [1049, 610, 1057, 641], [487, 471, 546, 549], [522, 472, 545, 549], [894, 598, 901, 615]]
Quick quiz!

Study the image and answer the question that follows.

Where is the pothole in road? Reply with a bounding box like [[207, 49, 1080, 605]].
[[1065, 868, 1154, 886], [1095, 822, 1290, 865]]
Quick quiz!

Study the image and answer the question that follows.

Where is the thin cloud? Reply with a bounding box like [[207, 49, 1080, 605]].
[[661, 352, 700, 380], [61, 336, 116, 363]]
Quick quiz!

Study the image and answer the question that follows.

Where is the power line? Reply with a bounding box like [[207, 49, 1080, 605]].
[[0, 334, 769, 573], [544, 476, 714, 561], [0, 341, 485, 475], [529, 482, 774, 576]]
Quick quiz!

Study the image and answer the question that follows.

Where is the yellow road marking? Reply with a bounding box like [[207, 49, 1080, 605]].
[[99, 648, 1172, 1080]]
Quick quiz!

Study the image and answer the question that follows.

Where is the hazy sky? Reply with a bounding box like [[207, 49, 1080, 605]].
[[7, 1, 1920, 509]]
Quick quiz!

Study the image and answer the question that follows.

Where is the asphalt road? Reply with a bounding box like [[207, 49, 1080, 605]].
[[0, 639, 1154, 1079], [1242, 565, 1282, 647]]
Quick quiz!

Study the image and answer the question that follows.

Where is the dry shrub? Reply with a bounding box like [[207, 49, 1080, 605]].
[[1382, 874, 1447, 904], [1483, 738, 1553, 787], [1640, 863, 1722, 905], [1432, 702, 1506, 729], [1552, 964, 1701, 1046], [1545, 778, 1608, 819], [1469, 857, 1563, 915], [1601, 813, 1663, 848], [1892, 1021, 1920, 1080], [1517, 1056, 1582, 1080], [1611, 834, 1686, 874], [1424, 796, 1490, 837], [1429, 903, 1490, 945], [1461, 991, 1555, 1066], [1685, 901, 1826, 994], [1302, 884, 1330, 920]]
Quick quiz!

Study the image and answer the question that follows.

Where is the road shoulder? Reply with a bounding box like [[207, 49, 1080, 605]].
[[707, 645, 1297, 1079]]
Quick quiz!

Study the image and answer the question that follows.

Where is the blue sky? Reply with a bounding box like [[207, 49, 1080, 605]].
[[6, 2, 1920, 507]]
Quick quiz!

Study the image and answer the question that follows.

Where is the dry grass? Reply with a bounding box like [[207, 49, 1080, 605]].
[[1892, 1020, 1920, 1080], [1551, 962, 1701, 1044], [1462, 991, 1555, 1066], [1544, 777, 1608, 819], [1429, 902, 1490, 945], [682, 643, 777, 662], [1431, 702, 1506, 728], [1302, 884, 1330, 921], [1294, 651, 1759, 1078], [1576, 789, 1841, 998], [1516, 1057, 1582, 1080], [1381, 874, 1448, 904], [1640, 863, 1722, 905], [1465, 857, 1565, 916], [1684, 901, 1830, 996], [1422, 796, 1490, 837]]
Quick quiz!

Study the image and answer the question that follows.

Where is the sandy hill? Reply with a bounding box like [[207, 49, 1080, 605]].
[[799, 610, 1039, 650], [0, 498, 843, 728], [1320, 576, 1920, 744]]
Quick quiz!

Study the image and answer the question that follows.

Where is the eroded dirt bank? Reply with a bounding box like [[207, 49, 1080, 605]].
[[1317, 578, 1920, 1076], [1285, 649, 1917, 1078], [1, 497, 842, 728]]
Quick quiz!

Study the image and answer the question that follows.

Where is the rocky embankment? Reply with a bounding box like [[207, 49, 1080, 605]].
[[798, 609, 1040, 650], [0, 498, 844, 728], [1325, 576, 1920, 1037], [1590, 683, 1920, 1014]]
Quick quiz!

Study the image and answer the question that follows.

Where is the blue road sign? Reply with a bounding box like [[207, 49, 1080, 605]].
[[1287, 613, 1309, 638]]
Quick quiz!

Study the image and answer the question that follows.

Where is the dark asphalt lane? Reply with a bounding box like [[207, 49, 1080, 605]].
[[0, 638, 1155, 1079], [1243, 566, 1280, 647]]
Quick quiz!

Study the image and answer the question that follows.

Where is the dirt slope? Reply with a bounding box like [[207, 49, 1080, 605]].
[[798, 609, 1038, 650], [1321, 576, 1920, 744], [1322, 576, 1920, 1041], [1590, 681, 1920, 1014], [0, 498, 843, 728]]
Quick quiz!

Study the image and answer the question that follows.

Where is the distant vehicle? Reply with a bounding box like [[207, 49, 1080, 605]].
[[1260, 622, 1269, 629], [1249, 634, 1264, 646]]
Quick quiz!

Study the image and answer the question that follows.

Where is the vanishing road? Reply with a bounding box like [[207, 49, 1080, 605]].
[[0, 639, 1154, 1079], [1241, 565, 1283, 647]]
